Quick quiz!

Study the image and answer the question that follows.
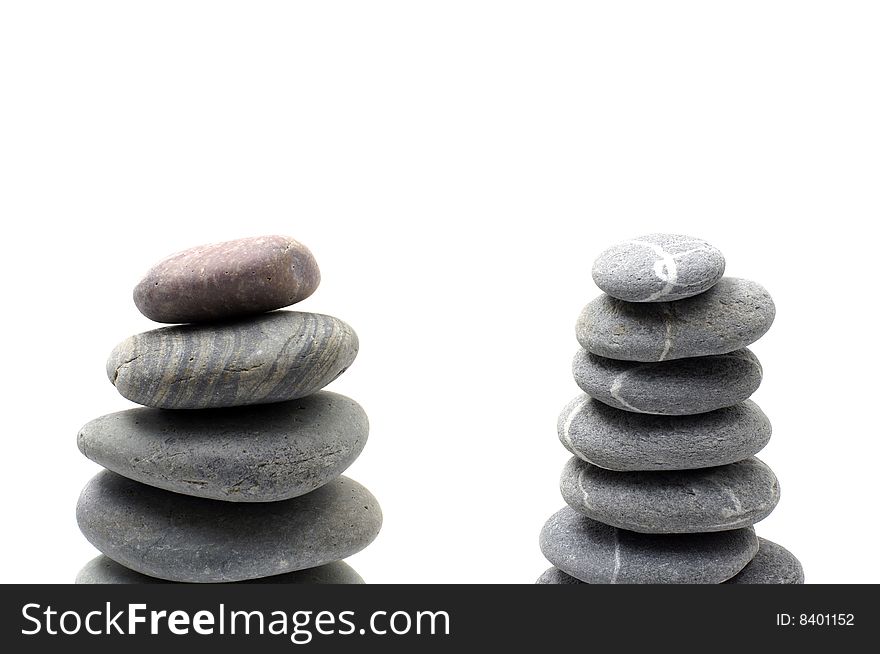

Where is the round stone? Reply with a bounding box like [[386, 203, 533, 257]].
[[77, 392, 368, 502], [592, 234, 725, 302], [572, 348, 762, 415], [560, 456, 780, 533], [726, 538, 804, 584], [133, 235, 321, 323], [559, 394, 771, 471], [576, 277, 776, 362], [76, 471, 382, 583], [107, 311, 358, 409], [76, 555, 364, 584], [539, 507, 758, 584]]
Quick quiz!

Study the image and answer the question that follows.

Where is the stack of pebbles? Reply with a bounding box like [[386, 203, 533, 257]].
[[75, 235, 381, 584], [539, 234, 803, 584]]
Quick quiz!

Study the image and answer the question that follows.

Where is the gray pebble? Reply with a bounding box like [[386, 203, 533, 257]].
[[726, 538, 804, 584], [133, 235, 321, 323], [560, 456, 780, 533], [76, 471, 382, 583], [77, 392, 368, 502], [573, 348, 762, 415], [559, 394, 771, 471], [537, 538, 804, 584], [539, 507, 758, 584], [107, 311, 358, 409], [592, 234, 725, 302], [76, 555, 364, 584], [576, 278, 776, 362]]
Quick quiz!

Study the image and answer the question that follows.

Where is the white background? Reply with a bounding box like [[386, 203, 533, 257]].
[[1, 1, 878, 584]]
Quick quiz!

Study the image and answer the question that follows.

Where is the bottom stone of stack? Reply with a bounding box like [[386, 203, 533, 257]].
[[76, 470, 382, 583], [539, 507, 759, 584], [537, 537, 803, 585], [76, 555, 364, 584]]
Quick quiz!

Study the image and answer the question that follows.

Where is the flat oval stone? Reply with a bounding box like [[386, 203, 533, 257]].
[[576, 278, 776, 362], [76, 471, 382, 583], [77, 392, 368, 502], [560, 456, 780, 533], [133, 235, 321, 323], [592, 234, 725, 302], [572, 348, 762, 415], [76, 555, 364, 584], [559, 394, 771, 471], [725, 538, 804, 584], [539, 507, 758, 584], [538, 539, 803, 584], [107, 311, 358, 409]]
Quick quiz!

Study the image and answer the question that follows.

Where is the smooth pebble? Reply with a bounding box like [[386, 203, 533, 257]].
[[539, 507, 758, 584], [538, 538, 803, 585], [76, 471, 382, 583], [77, 392, 368, 502], [573, 348, 762, 415], [107, 311, 358, 409], [133, 235, 321, 323], [559, 394, 771, 471], [560, 456, 780, 533], [576, 278, 775, 362], [592, 233, 725, 302]]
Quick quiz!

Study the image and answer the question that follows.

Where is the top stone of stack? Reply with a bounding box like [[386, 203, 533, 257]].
[[133, 235, 321, 323], [591, 233, 725, 303]]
